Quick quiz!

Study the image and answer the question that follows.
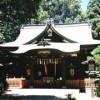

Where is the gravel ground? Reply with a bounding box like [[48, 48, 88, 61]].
[[0, 88, 99, 100]]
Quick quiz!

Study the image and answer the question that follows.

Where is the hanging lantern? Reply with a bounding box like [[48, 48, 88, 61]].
[[68, 63, 75, 77], [26, 69, 31, 76], [70, 68, 75, 77]]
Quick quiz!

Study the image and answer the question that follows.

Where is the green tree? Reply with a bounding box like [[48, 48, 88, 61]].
[[87, 0, 100, 39], [36, 0, 87, 24], [91, 46, 100, 69], [0, 0, 41, 43], [91, 46, 100, 97]]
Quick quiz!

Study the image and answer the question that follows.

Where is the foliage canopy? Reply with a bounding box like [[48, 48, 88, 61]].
[[36, 0, 87, 24], [0, 0, 88, 43], [87, 0, 100, 39], [0, 0, 41, 43]]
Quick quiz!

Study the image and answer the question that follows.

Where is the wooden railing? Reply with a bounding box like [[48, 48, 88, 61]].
[[34, 80, 42, 88], [6, 78, 95, 88], [66, 79, 92, 88], [6, 78, 27, 88]]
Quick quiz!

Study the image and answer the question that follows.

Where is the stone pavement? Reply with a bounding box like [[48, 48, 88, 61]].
[[0, 88, 99, 100]]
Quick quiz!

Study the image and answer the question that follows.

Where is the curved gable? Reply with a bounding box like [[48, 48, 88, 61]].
[[26, 23, 76, 45]]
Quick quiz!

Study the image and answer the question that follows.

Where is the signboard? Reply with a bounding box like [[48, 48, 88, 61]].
[[38, 50, 51, 55]]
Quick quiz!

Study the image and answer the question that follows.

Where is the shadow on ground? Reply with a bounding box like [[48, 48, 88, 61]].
[[0, 94, 66, 100]]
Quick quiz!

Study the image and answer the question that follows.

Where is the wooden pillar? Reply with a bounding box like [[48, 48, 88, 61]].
[[30, 59, 34, 87], [62, 57, 66, 88]]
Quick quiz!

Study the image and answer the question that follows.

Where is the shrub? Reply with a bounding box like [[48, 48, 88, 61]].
[[95, 85, 100, 97]]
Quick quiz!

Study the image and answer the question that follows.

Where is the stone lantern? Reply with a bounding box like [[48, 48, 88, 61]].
[[81, 57, 96, 94], [88, 58, 95, 72], [88, 58, 96, 97]]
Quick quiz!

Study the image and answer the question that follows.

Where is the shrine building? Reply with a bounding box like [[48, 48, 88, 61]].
[[0, 22, 100, 88]]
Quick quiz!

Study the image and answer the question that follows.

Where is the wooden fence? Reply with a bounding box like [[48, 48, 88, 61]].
[[6, 78, 95, 88]]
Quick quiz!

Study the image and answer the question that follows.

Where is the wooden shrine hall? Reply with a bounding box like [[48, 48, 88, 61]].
[[0, 22, 100, 88]]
